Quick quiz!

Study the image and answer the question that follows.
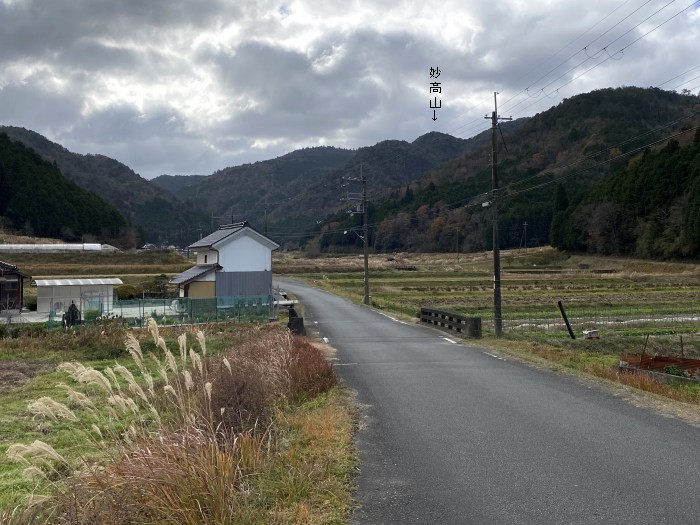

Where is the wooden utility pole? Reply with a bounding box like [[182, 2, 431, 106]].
[[485, 92, 511, 336]]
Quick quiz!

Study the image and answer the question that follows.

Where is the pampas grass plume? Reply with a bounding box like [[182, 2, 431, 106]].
[[164, 348, 178, 374], [178, 333, 187, 366], [22, 466, 46, 480], [196, 330, 206, 356], [189, 349, 203, 375], [56, 384, 95, 410], [76, 368, 114, 395], [7, 440, 67, 465], [184, 370, 194, 391], [125, 332, 144, 370], [28, 397, 78, 422], [147, 317, 159, 344], [114, 364, 149, 403]]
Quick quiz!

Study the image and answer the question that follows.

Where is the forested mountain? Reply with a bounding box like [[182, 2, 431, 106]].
[[0, 126, 209, 246], [264, 132, 492, 233], [313, 87, 700, 256], [0, 133, 125, 241], [166, 146, 355, 232], [4, 86, 698, 256], [159, 133, 484, 235], [551, 130, 700, 258], [151, 174, 208, 195]]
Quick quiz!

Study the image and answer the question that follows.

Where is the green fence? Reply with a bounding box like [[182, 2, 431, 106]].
[[49, 295, 273, 329]]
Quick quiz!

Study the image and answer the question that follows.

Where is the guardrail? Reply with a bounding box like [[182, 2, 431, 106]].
[[419, 308, 481, 338]]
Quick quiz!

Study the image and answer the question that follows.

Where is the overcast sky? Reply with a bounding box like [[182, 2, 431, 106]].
[[1, 0, 698, 179]]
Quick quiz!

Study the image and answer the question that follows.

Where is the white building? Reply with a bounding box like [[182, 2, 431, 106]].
[[170, 222, 279, 299], [35, 278, 123, 317]]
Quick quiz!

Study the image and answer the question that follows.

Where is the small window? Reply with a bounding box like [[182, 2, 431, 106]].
[[204, 255, 208, 263]]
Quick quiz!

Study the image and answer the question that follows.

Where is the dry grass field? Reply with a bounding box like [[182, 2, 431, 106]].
[[275, 247, 700, 335], [276, 247, 700, 405]]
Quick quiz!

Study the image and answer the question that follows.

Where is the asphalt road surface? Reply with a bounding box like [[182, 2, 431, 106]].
[[277, 279, 700, 525]]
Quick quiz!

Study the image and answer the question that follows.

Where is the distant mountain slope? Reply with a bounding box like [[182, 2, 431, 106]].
[[173, 146, 356, 228], [263, 131, 490, 233], [0, 126, 209, 245], [0, 133, 125, 241], [151, 174, 208, 195], [166, 133, 482, 235], [315, 87, 700, 255]]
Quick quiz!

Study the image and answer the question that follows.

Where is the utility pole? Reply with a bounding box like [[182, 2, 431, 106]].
[[523, 221, 528, 254], [362, 165, 369, 305], [456, 225, 460, 264], [485, 92, 511, 336], [342, 165, 370, 305]]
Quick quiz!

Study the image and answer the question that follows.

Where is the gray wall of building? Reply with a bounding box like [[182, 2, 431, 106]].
[[216, 271, 272, 297]]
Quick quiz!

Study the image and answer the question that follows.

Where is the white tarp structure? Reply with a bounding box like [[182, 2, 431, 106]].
[[0, 244, 118, 253], [35, 278, 123, 317]]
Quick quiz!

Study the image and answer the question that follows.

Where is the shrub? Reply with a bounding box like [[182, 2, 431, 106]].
[[288, 337, 338, 401], [0, 323, 49, 339], [23, 295, 37, 311], [663, 364, 685, 377], [116, 284, 139, 300], [84, 309, 101, 322]]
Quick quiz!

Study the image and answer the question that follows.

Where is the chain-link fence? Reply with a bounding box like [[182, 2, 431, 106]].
[[49, 295, 274, 329]]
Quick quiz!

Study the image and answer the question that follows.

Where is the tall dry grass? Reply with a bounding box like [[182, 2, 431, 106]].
[[3, 321, 338, 525]]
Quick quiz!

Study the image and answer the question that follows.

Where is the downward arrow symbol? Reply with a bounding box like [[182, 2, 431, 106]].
[[432, 110, 437, 121]]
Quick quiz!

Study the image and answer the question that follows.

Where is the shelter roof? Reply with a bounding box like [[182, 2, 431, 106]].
[[169, 264, 220, 285], [34, 278, 123, 287]]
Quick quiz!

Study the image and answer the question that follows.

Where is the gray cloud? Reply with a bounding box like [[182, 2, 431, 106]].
[[0, 0, 698, 178]]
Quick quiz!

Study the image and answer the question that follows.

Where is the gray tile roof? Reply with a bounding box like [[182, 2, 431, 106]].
[[187, 222, 249, 249], [0, 260, 30, 278], [169, 265, 220, 285]]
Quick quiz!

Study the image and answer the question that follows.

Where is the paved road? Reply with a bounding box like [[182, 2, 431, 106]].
[[277, 279, 700, 525]]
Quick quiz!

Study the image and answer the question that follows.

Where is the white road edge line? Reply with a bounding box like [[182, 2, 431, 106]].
[[322, 337, 329, 344], [442, 337, 458, 344], [377, 311, 409, 325], [484, 352, 506, 361]]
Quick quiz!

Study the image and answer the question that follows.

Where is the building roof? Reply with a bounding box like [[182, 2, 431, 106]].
[[169, 264, 220, 285], [0, 261, 30, 278], [34, 278, 123, 287], [188, 222, 279, 251]]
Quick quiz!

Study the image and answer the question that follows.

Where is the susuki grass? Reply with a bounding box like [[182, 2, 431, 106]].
[[1, 320, 350, 525]]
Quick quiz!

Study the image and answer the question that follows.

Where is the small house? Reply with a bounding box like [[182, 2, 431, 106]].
[[0, 261, 31, 312], [35, 278, 123, 317], [170, 222, 279, 299]]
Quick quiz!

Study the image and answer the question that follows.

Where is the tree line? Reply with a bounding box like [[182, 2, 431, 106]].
[[0, 133, 128, 242]]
